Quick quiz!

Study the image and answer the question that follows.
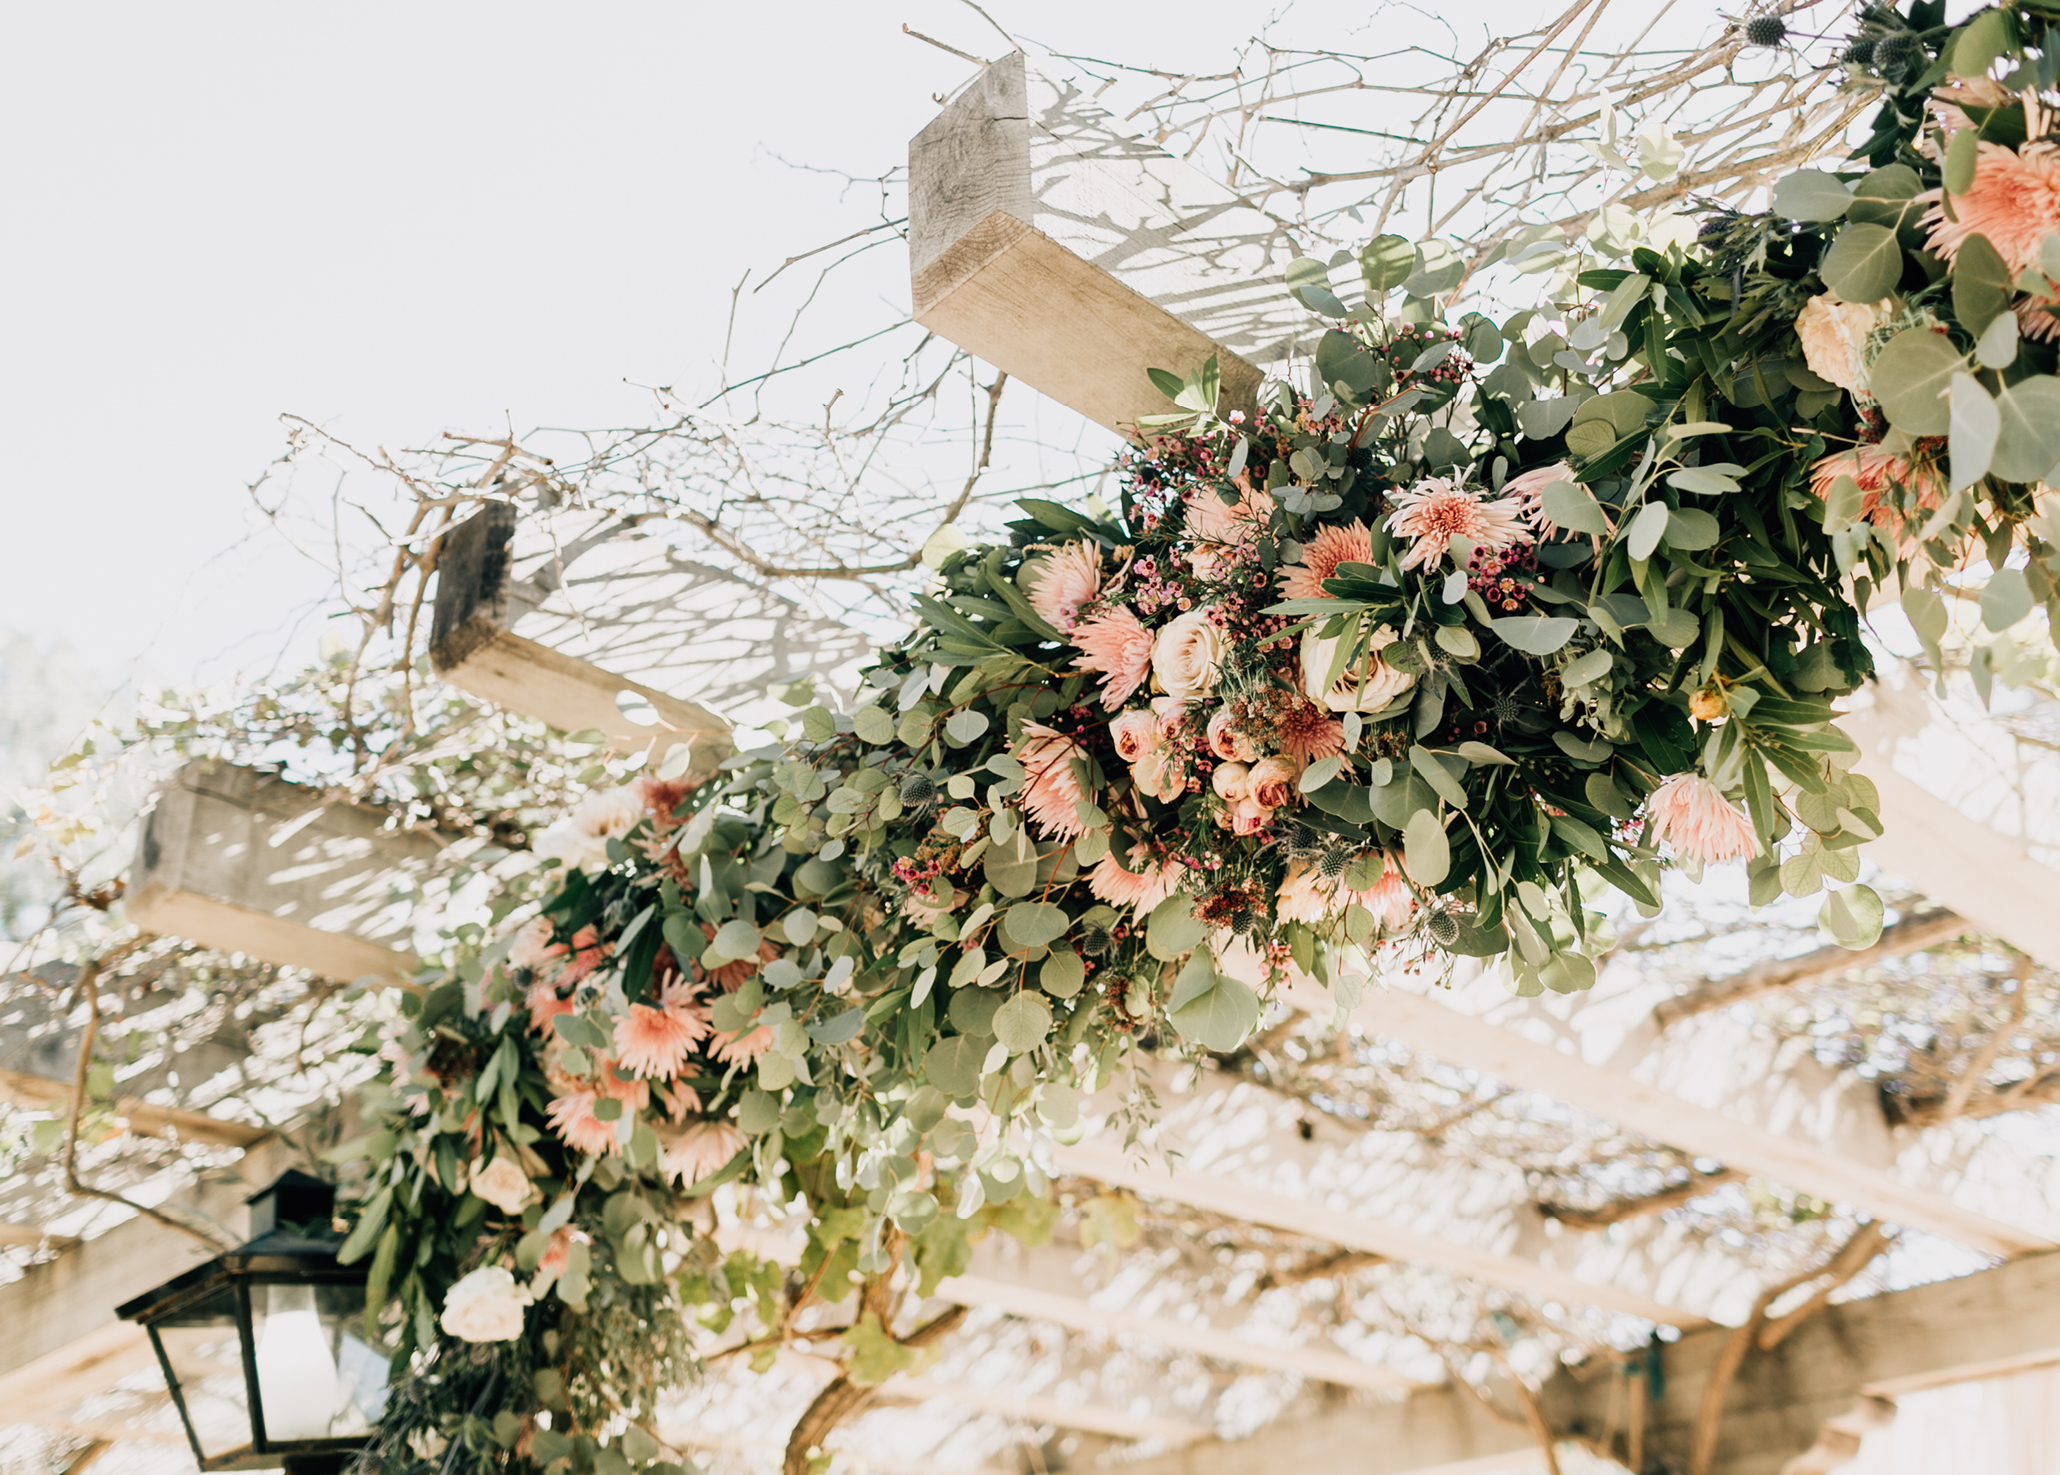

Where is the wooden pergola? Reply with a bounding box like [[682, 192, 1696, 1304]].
[[6, 52, 2060, 1475]]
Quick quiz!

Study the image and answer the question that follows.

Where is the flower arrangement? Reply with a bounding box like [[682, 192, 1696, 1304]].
[[338, 4, 2060, 1467]]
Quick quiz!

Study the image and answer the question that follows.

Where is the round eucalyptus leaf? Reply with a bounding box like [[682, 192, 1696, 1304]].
[[1818, 222, 1902, 303], [1988, 375, 2060, 481], [1948, 372, 1999, 491], [1869, 327, 1963, 435], [1950, 231, 2014, 335], [1772, 169, 1853, 222]]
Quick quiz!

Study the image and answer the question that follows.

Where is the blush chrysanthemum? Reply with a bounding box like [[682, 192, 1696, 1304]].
[[1646, 773, 1759, 865], [1071, 608, 1156, 709], [1279, 520, 1374, 600], [545, 1091, 621, 1156], [1925, 137, 2060, 276], [612, 1001, 708, 1079], [658, 1121, 745, 1186], [1274, 697, 1346, 763], [1383, 478, 1529, 571]]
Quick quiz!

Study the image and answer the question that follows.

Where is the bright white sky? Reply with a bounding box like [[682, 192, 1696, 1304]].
[[0, 0, 1569, 706]]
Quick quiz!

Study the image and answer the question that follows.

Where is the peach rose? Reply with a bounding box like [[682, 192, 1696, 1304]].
[[1228, 797, 1271, 835], [1206, 707, 1258, 762], [1131, 745, 1183, 802], [1248, 756, 1303, 812], [1795, 293, 1881, 394], [1152, 610, 1225, 701], [1108, 709, 1163, 763]]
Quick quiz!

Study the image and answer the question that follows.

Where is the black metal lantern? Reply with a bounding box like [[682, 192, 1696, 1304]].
[[118, 1171, 394, 1475]]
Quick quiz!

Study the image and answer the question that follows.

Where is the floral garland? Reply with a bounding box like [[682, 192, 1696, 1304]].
[[339, 4, 2060, 1469]]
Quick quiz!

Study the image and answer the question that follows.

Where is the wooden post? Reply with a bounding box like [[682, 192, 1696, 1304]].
[[430, 503, 870, 770], [127, 761, 436, 981], [910, 53, 1302, 433]]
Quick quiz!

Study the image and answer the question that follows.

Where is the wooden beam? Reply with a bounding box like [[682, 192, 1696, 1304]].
[[1841, 660, 2060, 969], [936, 1274, 1416, 1392], [430, 503, 867, 759], [1120, 1249, 2060, 1475], [882, 1377, 1208, 1443], [0, 1145, 285, 1381], [0, 1067, 267, 1148], [1651, 908, 1967, 1028], [1278, 972, 2054, 1258], [910, 53, 1300, 434], [1062, 1058, 1749, 1324], [722, 1215, 1426, 1385], [127, 761, 435, 982]]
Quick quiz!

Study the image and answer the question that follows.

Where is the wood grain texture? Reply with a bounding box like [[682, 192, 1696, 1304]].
[[127, 761, 435, 981], [910, 53, 1302, 432]]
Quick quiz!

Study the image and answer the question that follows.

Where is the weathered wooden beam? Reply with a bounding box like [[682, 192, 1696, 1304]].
[[1278, 972, 2055, 1258], [1651, 907, 1967, 1028], [937, 1273, 1416, 1393], [0, 1067, 267, 1149], [881, 1377, 1208, 1443], [1120, 1249, 2060, 1475], [126, 761, 437, 982], [1063, 1058, 1748, 1325], [0, 1148, 285, 1381], [910, 53, 1300, 434], [430, 502, 868, 760], [1841, 658, 2060, 969]]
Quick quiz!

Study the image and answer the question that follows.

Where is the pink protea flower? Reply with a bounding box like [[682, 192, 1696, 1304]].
[[537, 1226, 589, 1279], [653, 1080, 704, 1122], [1030, 542, 1103, 633], [711, 1023, 776, 1066], [557, 926, 610, 988], [1809, 444, 1945, 544], [1184, 475, 1268, 545], [1279, 520, 1374, 600], [1924, 137, 2060, 276], [545, 1091, 621, 1157], [1354, 855, 1415, 931], [1500, 463, 1574, 535], [1276, 862, 1340, 923], [1088, 846, 1179, 913], [659, 1121, 746, 1186], [1072, 608, 1156, 709], [1013, 723, 1089, 839], [1109, 708, 1163, 763], [1274, 700, 1346, 763], [1646, 773, 1759, 865], [1384, 478, 1530, 571], [1206, 707, 1259, 762], [612, 1001, 708, 1079], [508, 916, 565, 975]]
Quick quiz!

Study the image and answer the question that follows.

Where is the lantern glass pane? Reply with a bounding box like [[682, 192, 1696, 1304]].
[[153, 1287, 253, 1462], [247, 1281, 392, 1444]]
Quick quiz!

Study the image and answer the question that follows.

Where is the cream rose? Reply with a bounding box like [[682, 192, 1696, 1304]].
[[1132, 746, 1182, 802], [1795, 293, 1881, 395], [1302, 626, 1416, 712], [1228, 797, 1270, 835], [468, 1156, 534, 1215], [1152, 610, 1225, 701], [1248, 756, 1303, 812], [1108, 709, 1163, 764], [1211, 761, 1253, 803], [439, 1266, 533, 1343], [532, 784, 646, 872]]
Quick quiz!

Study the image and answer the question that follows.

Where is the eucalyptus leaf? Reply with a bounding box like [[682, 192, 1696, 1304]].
[[1870, 328, 1963, 436], [1818, 222, 1902, 303], [1626, 501, 1669, 560], [1771, 168, 1853, 222], [1403, 809, 1451, 887], [1989, 376, 2060, 481], [1981, 567, 2034, 631], [1948, 372, 1999, 491], [1146, 894, 1207, 961], [1492, 615, 1579, 655], [1950, 232, 2014, 335]]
